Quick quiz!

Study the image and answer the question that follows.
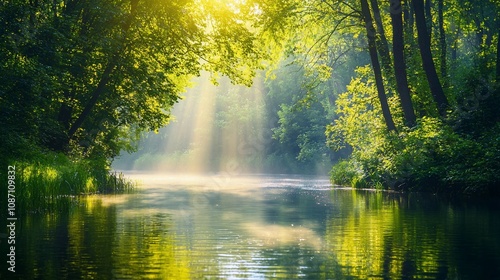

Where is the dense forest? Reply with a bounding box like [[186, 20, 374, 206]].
[[1, 0, 500, 202]]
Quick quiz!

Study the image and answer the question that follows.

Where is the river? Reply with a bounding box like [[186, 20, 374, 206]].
[[2, 173, 499, 279]]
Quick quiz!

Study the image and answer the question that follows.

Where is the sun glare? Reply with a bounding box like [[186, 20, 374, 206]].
[[143, 72, 265, 175]]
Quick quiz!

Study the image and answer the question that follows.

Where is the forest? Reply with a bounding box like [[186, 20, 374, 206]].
[[1, 0, 500, 205]]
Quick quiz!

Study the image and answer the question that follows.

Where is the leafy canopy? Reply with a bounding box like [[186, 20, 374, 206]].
[[0, 0, 267, 161]]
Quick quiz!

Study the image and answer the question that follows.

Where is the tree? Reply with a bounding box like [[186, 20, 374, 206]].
[[266, 61, 336, 168], [390, 0, 417, 127], [360, 0, 396, 131], [425, 0, 432, 41], [412, 0, 449, 116], [497, 22, 500, 83], [0, 0, 266, 160], [437, 0, 447, 84], [370, 0, 392, 73]]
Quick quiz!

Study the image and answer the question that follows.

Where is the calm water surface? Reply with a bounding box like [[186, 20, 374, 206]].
[[1, 173, 500, 279]]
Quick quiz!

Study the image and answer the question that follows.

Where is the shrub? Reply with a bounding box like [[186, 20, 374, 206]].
[[330, 159, 360, 187], [327, 66, 500, 195]]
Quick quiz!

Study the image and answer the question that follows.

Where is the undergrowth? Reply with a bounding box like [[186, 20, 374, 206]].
[[0, 152, 136, 214]]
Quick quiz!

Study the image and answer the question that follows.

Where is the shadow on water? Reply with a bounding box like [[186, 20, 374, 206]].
[[1, 173, 499, 279]]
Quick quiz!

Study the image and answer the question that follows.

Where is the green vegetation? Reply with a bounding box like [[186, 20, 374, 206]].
[[2, 0, 500, 200], [254, 0, 500, 195], [115, 68, 340, 175], [0, 0, 265, 211], [1, 151, 136, 213], [317, 0, 500, 195]]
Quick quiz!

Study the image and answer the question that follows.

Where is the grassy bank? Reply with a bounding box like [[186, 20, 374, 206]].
[[1, 152, 135, 214]]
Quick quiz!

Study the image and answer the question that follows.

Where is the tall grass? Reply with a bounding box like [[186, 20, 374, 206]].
[[1, 153, 136, 213]]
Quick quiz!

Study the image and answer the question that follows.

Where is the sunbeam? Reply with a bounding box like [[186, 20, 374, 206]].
[[131, 72, 267, 175]]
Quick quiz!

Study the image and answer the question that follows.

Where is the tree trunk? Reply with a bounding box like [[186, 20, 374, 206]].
[[425, 0, 432, 41], [438, 0, 447, 85], [474, 11, 484, 50], [361, 0, 397, 131], [412, 0, 449, 116], [390, 0, 417, 127], [496, 26, 500, 84], [404, 0, 414, 37], [68, 61, 116, 138], [450, 20, 459, 61], [370, 0, 392, 72], [67, 0, 139, 140]]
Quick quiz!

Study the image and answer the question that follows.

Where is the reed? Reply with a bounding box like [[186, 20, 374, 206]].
[[1, 152, 136, 213]]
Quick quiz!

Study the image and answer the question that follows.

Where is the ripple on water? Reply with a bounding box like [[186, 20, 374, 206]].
[[7, 174, 500, 280]]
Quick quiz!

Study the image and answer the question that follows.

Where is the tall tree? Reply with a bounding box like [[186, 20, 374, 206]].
[[403, 0, 415, 38], [66, 0, 139, 143], [412, 0, 449, 116], [0, 0, 266, 158], [370, 0, 392, 72], [437, 0, 447, 84], [497, 23, 500, 83], [390, 0, 417, 127], [425, 0, 432, 41], [360, 0, 396, 131]]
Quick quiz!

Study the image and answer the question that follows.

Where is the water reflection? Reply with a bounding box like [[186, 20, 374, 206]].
[[1, 174, 499, 279], [324, 191, 500, 279]]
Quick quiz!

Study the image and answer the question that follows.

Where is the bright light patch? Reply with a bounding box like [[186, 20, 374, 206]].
[[136, 72, 266, 175]]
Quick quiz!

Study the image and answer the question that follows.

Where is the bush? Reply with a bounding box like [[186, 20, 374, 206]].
[[329, 115, 500, 195], [330, 159, 359, 186], [327, 66, 500, 195]]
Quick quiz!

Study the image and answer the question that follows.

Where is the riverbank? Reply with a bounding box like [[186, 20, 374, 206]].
[[0, 152, 136, 214], [329, 117, 500, 197]]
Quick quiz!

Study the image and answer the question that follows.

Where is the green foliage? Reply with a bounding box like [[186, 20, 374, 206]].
[[272, 102, 330, 163], [116, 70, 335, 175], [450, 71, 500, 137], [329, 159, 360, 187], [0, 0, 266, 162], [2, 0, 500, 198], [0, 0, 269, 211], [264, 59, 347, 171], [255, 0, 500, 195], [328, 71, 500, 194]]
